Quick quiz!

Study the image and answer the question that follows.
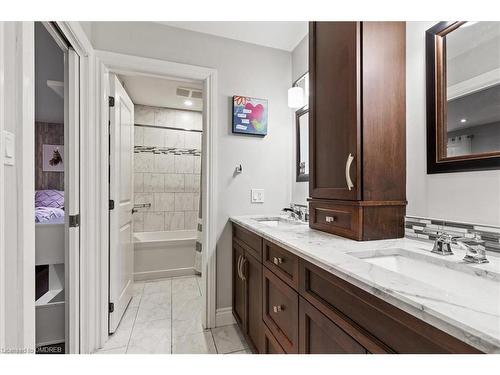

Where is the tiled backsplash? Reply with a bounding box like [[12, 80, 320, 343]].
[[134, 105, 202, 232], [405, 216, 500, 254]]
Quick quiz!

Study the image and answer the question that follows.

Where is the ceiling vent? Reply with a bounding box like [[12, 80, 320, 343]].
[[176, 87, 203, 100]]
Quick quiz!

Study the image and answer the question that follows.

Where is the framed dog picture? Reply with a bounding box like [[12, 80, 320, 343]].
[[42, 144, 64, 172], [232, 95, 268, 136]]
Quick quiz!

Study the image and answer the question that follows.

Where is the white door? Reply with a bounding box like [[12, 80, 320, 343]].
[[65, 47, 80, 353], [108, 74, 134, 333]]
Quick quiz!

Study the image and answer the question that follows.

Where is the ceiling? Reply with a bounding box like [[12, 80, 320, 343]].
[[119, 74, 203, 112], [448, 84, 500, 132], [158, 21, 308, 51]]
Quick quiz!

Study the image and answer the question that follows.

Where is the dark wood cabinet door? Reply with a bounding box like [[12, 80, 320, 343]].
[[262, 267, 299, 353], [244, 252, 263, 353], [299, 297, 366, 354], [309, 22, 361, 201], [232, 242, 246, 329]]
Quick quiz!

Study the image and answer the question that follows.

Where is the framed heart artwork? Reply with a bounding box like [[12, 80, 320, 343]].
[[232, 96, 268, 136]]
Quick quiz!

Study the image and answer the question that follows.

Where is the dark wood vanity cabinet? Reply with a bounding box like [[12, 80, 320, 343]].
[[309, 22, 407, 241], [232, 225, 263, 353], [232, 223, 482, 354]]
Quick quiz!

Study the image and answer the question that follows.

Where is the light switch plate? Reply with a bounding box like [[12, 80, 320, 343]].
[[2, 130, 15, 166], [251, 189, 265, 203]]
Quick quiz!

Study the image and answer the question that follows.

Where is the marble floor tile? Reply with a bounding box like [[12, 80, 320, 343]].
[[172, 295, 203, 321], [127, 318, 172, 354], [100, 306, 138, 350], [129, 294, 142, 309], [211, 324, 248, 354], [227, 348, 252, 354], [95, 346, 127, 354], [173, 331, 217, 354], [101, 324, 133, 351], [172, 314, 206, 338], [172, 276, 201, 298], [133, 282, 145, 296], [143, 279, 172, 295], [136, 292, 171, 323]]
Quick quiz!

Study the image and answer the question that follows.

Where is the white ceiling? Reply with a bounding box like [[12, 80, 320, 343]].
[[119, 74, 203, 112], [159, 21, 308, 51]]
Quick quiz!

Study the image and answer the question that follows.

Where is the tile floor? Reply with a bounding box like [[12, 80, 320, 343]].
[[95, 275, 251, 354]]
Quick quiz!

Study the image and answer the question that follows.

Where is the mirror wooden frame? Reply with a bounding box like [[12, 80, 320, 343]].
[[426, 21, 500, 174], [296, 108, 309, 182]]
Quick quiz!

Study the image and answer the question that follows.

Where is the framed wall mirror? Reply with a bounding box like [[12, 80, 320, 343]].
[[296, 108, 309, 182], [426, 21, 500, 173]]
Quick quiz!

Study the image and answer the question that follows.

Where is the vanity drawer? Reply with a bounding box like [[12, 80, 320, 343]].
[[263, 240, 299, 289], [233, 224, 262, 261], [299, 296, 366, 354], [263, 266, 299, 353], [262, 323, 286, 354], [309, 200, 362, 240], [298, 259, 481, 353]]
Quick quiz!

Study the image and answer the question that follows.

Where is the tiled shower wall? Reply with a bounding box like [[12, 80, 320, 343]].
[[133, 104, 202, 232]]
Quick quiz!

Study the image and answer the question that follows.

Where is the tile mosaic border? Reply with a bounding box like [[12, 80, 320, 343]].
[[135, 145, 201, 157], [405, 216, 500, 254]]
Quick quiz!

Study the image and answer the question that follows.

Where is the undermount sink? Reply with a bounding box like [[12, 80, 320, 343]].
[[348, 248, 500, 300], [253, 217, 303, 227]]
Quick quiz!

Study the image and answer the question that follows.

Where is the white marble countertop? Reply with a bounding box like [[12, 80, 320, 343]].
[[230, 214, 500, 353]]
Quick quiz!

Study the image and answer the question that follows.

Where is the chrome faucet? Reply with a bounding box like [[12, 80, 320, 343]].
[[282, 204, 308, 222], [432, 232, 488, 264]]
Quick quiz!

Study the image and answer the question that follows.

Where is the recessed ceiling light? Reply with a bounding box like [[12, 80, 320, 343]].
[[460, 118, 467, 123], [184, 100, 193, 107]]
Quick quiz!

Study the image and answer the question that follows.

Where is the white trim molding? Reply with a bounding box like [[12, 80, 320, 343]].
[[0, 21, 6, 350], [94, 50, 218, 349], [215, 307, 236, 327]]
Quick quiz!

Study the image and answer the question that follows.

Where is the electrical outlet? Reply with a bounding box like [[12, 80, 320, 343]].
[[251, 189, 265, 203]]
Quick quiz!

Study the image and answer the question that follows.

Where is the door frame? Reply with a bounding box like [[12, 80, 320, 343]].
[[94, 50, 218, 347]]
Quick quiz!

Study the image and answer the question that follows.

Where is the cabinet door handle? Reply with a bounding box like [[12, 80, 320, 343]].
[[273, 257, 283, 265], [237, 255, 242, 279], [345, 153, 355, 191], [325, 216, 336, 223], [272, 305, 283, 313], [240, 257, 246, 281]]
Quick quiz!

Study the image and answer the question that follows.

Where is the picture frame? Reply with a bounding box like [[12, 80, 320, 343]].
[[232, 95, 268, 136], [42, 144, 64, 172]]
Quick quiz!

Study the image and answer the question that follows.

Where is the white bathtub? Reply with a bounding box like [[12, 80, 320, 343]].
[[133, 230, 197, 281]]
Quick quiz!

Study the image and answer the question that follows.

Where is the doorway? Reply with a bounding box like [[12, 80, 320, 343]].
[[95, 51, 218, 352], [33, 22, 80, 354]]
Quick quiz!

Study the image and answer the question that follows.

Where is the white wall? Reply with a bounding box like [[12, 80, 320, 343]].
[[88, 22, 293, 309], [406, 21, 500, 226], [291, 35, 309, 205]]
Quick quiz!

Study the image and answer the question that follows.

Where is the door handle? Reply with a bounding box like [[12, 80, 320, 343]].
[[345, 153, 354, 191]]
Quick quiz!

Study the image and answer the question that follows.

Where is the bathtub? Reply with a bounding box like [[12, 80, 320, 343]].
[[133, 230, 197, 281]]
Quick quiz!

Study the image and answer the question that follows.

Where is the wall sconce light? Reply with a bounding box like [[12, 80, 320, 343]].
[[288, 86, 304, 109]]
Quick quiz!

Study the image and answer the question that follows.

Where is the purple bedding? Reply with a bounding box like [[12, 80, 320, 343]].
[[35, 206, 65, 224], [35, 190, 64, 209]]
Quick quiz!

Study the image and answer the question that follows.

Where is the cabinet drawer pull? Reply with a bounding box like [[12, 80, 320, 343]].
[[345, 153, 354, 191], [272, 305, 283, 313], [273, 257, 283, 265], [325, 216, 336, 223]]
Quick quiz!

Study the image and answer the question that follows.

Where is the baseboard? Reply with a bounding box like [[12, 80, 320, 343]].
[[215, 307, 236, 327], [134, 267, 196, 281]]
